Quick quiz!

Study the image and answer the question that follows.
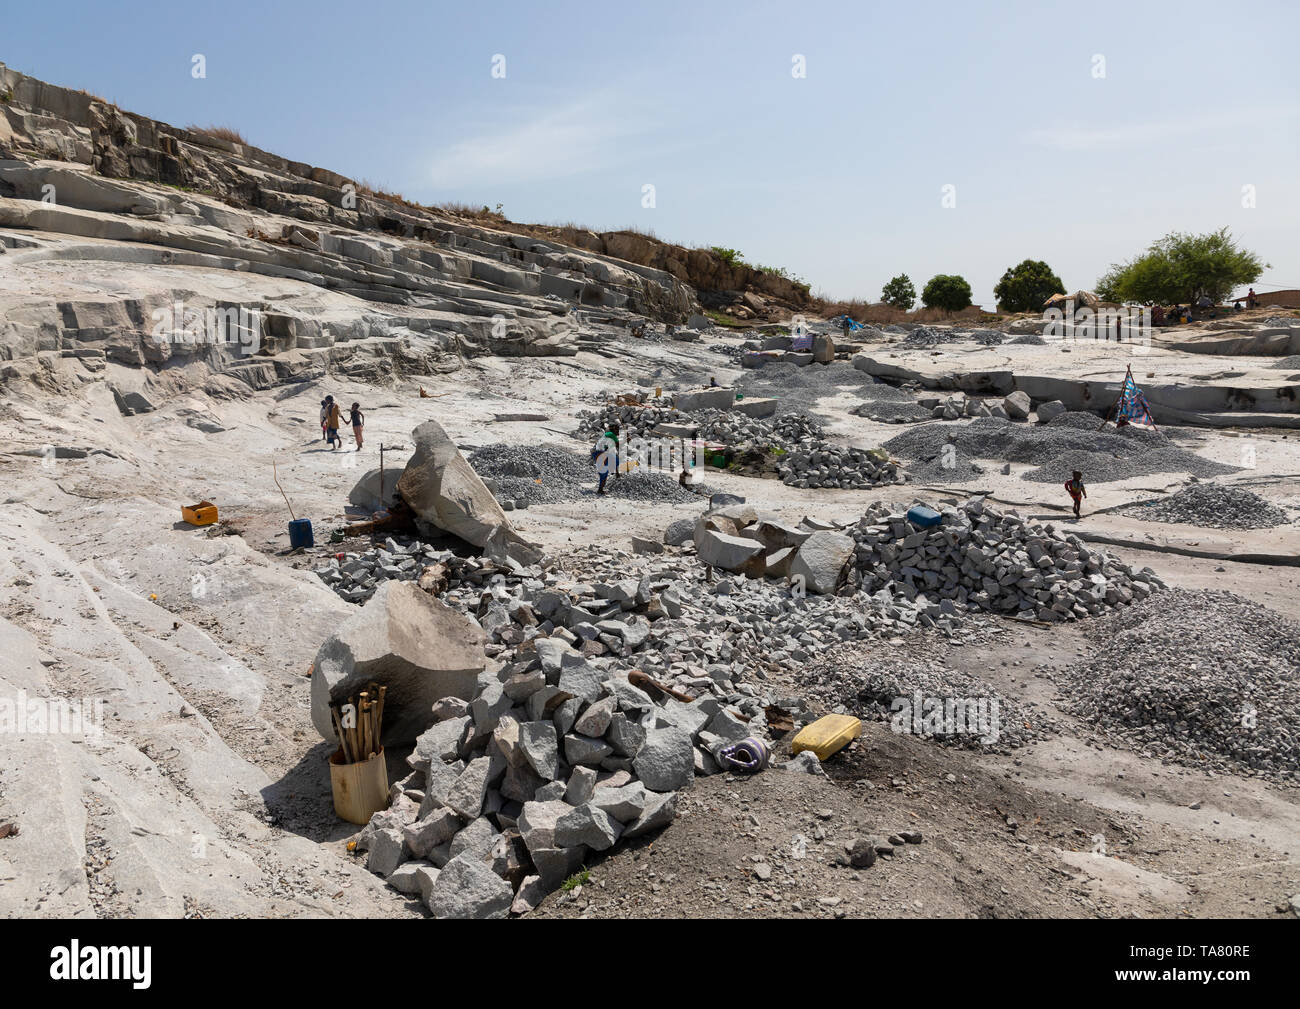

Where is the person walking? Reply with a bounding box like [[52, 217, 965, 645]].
[[325, 397, 343, 450], [349, 401, 365, 450], [591, 423, 620, 494], [1064, 470, 1087, 519]]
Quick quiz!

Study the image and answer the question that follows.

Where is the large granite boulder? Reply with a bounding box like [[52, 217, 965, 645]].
[[695, 529, 764, 573], [397, 420, 521, 550], [789, 531, 855, 595], [348, 467, 400, 511], [310, 581, 485, 744]]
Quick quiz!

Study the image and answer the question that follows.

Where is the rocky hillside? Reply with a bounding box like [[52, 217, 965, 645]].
[[0, 61, 711, 397]]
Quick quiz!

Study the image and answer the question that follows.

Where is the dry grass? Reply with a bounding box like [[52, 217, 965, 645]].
[[809, 294, 999, 325], [434, 199, 507, 224], [188, 124, 248, 146], [346, 185, 509, 225]]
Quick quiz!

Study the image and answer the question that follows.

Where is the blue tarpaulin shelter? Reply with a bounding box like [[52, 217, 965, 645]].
[[1102, 366, 1157, 430]]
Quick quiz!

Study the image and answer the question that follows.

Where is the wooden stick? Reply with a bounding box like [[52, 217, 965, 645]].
[[374, 685, 387, 753], [330, 704, 353, 764], [272, 459, 296, 521], [337, 703, 354, 764], [329, 705, 345, 760], [345, 698, 359, 762]]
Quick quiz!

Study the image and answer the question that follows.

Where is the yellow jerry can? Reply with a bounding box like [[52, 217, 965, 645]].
[[791, 714, 862, 761]]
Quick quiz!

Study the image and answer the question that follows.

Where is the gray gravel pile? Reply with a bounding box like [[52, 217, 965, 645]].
[[737, 361, 930, 423], [1269, 355, 1300, 369], [799, 648, 1049, 752], [849, 401, 934, 424], [1118, 482, 1291, 530], [469, 442, 703, 506], [1262, 315, 1300, 327], [1059, 590, 1300, 782], [969, 329, 1006, 346], [846, 496, 1163, 623], [1008, 333, 1047, 346], [897, 326, 961, 349], [884, 413, 1239, 485]]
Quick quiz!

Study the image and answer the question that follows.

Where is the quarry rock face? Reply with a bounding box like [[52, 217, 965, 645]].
[[310, 580, 486, 744], [0, 60, 714, 399]]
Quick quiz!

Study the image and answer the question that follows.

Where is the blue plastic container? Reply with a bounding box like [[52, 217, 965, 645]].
[[907, 505, 942, 528], [288, 518, 314, 548]]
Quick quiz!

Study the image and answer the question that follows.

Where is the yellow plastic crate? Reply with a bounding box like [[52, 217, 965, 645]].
[[790, 714, 862, 761], [182, 500, 219, 526]]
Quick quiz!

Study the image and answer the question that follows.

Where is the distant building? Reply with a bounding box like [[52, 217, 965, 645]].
[[1244, 289, 1300, 308]]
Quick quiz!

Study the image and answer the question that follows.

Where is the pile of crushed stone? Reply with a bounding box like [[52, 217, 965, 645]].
[[799, 646, 1052, 753], [897, 326, 962, 349], [1058, 590, 1300, 782], [883, 412, 1239, 485], [468, 443, 705, 506], [1118, 481, 1291, 530], [735, 361, 929, 423]]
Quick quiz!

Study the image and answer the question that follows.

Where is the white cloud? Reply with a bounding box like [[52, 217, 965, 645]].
[[428, 97, 651, 189]]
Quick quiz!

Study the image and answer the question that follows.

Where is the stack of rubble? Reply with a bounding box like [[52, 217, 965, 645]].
[[340, 562, 832, 918], [775, 444, 902, 489], [686, 497, 1162, 625], [845, 498, 1165, 623], [897, 326, 961, 349], [314, 537, 446, 604], [576, 401, 818, 450], [577, 402, 902, 489], [357, 644, 710, 917], [317, 492, 1174, 915]]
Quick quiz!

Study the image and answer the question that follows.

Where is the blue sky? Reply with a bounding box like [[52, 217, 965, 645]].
[[5, 0, 1298, 305]]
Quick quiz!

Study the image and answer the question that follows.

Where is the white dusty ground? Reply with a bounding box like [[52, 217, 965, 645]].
[[1, 324, 1298, 919]]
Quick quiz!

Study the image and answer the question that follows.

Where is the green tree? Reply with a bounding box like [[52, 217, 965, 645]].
[[993, 259, 1065, 313], [881, 273, 917, 310], [921, 274, 973, 312], [710, 247, 745, 268], [1095, 228, 1267, 304]]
